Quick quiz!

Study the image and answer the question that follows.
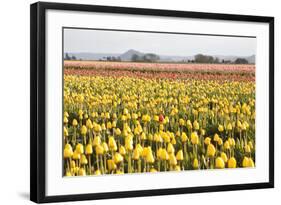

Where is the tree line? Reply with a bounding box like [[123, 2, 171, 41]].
[[65, 52, 250, 64]]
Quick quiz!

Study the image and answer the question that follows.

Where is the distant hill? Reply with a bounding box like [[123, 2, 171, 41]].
[[119, 49, 144, 61], [65, 50, 255, 64]]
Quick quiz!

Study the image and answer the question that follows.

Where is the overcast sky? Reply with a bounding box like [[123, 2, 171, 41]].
[[64, 28, 256, 56]]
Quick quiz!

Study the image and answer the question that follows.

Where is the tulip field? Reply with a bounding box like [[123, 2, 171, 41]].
[[63, 61, 256, 177]]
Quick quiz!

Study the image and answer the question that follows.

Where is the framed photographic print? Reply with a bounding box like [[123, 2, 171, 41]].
[[30, 1, 274, 203]]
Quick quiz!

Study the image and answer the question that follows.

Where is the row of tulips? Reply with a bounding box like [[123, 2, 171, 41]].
[[63, 74, 255, 176]]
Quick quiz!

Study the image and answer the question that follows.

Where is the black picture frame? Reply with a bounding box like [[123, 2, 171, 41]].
[[30, 1, 274, 203]]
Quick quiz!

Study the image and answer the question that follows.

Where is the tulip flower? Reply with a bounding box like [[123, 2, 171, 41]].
[[228, 157, 236, 168], [215, 157, 225, 169]]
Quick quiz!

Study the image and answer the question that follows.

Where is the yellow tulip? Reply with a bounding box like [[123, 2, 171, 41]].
[[220, 152, 228, 163], [146, 151, 155, 163], [93, 135, 101, 147], [102, 142, 109, 153], [176, 150, 184, 161], [125, 136, 133, 151], [228, 157, 236, 168], [115, 128, 122, 136], [215, 157, 225, 169], [65, 171, 72, 177], [150, 168, 158, 173], [193, 120, 200, 130], [191, 132, 199, 145], [113, 152, 123, 164], [95, 169, 101, 175], [207, 144, 216, 157], [72, 150, 80, 160], [64, 144, 73, 158], [169, 154, 177, 166], [132, 148, 140, 160], [181, 132, 188, 142], [218, 138, 223, 146], [226, 123, 232, 131], [218, 124, 224, 132], [94, 124, 102, 133], [193, 158, 199, 169], [204, 137, 211, 145], [78, 168, 86, 176], [174, 165, 181, 171], [244, 145, 251, 153], [64, 127, 68, 137], [95, 144, 104, 155], [119, 146, 126, 155], [107, 159, 117, 171], [85, 144, 93, 155], [80, 154, 88, 165], [213, 133, 220, 142], [167, 143, 175, 154], [75, 143, 84, 154], [116, 170, 124, 174], [186, 120, 192, 129], [160, 149, 169, 161], [224, 141, 230, 150], [81, 125, 87, 135], [179, 118, 185, 126], [108, 136, 117, 151]]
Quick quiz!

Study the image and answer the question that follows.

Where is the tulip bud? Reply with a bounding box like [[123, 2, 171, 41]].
[[191, 132, 199, 145], [215, 157, 225, 169], [169, 154, 177, 166], [64, 126, 68, 137], [132, 148, 140, 160], [80, 125, 87, 136], [95, 169, 101, 175], [220, 152, 228, 163], [75, 143, 84, 154], [174, 165, 181, 171], [213, 133, 220, 142], [176, 150, 184, 161], [179, 118, 185, 126], [78, 168, 86, 176], [150, 168, 158, 173], [193, 158, 199, 169], [85, 144, 93, 155], [204, 137, 211, 145], [93, 135, 101, 147], [95, 144, 104, 155], [108, 136, 117, 151], [193, 120, 199, 130], [167, 143, 175, 154], [102, 142, 109, 153], [113, 152, 123, 164], [64, 116, 68, 124], [244, 145, 251, 153], [224, 141, 230, 150], [160, 149, 169, 161], [64, 143, 73, 158], [181, 132, 188, 143], [115, 128, 121, 136], [72, 150, 81, 160], [228, 157, 236, 168], [107, 159, 117, 171], [119, 146, 126, 156], [207, 144, 216, 157], [218, 124, 224, 132], [80, 154, 88, 165], [146, 151, 155, 163], [242, 157, 249, 167]]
